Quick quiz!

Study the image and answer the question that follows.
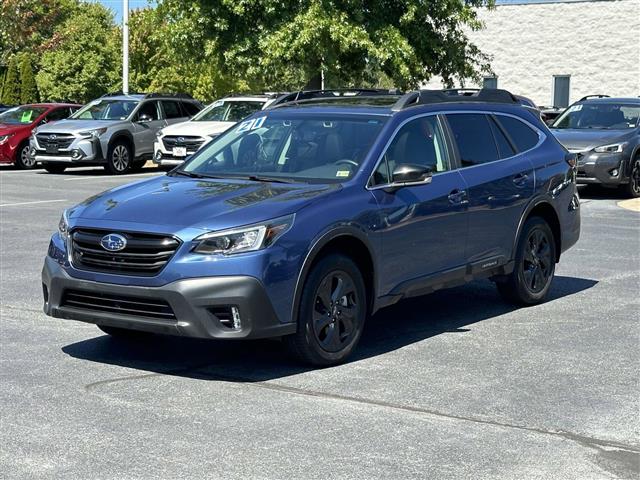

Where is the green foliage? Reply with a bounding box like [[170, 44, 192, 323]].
[[160, 0, 495, 90], [36, 3, 120, 102], [1, 56, 20, 104], [20, 55, 39, 103]]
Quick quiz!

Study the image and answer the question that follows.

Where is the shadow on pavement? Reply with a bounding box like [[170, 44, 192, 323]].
[[578, 184, 630, 200], [62, 276, 598, 381]]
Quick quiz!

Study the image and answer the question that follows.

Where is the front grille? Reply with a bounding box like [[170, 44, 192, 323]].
[[61, 289, 176, 320], [70, 228, 180, 276], [162, 135, 205, 153], [36, 132, 75, 150]]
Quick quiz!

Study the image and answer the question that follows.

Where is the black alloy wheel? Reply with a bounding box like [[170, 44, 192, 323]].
[[521, 228, 553, 294]]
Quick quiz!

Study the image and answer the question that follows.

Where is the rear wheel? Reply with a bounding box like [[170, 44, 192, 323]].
[[97, 325, 152, 339], [42, 163, 66, 174], [15, 142, 37, 169], [624, 155, 640, 198], [104, 141, 132, 175], [284, 254, 366, 366], [497, 216, 556, 305]]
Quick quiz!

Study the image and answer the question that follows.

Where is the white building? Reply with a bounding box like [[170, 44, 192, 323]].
[[423, 0, 640, 107]]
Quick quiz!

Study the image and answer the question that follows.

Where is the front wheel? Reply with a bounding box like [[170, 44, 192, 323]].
[[624, 156, 640, 198], [284, 254, 366, 366], [15, 143, 37, 169], [104, 141, 132, 175], [496, 216, 556, 305]]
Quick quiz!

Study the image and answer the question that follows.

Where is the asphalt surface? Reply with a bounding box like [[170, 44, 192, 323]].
[[1, 165, 639, 479]]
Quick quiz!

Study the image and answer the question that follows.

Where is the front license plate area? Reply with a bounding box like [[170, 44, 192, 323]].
[[172, 147, 187, 157]]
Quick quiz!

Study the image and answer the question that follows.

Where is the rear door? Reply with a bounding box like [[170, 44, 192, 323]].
[[161, 100, 188, 125], [369, 114, 469, 294], [132, 101, 164, 156], [444, 112, 536, 265]]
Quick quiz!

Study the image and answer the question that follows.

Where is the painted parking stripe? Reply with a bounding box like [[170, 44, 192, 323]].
[[63, 172, 162, 181], [0, 199, 67, 207]]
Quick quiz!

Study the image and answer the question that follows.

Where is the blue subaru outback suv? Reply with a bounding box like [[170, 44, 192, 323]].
[[43, 88, 580, 365]]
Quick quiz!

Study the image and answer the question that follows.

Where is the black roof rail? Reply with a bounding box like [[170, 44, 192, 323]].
[[144, 92, 195, 100], [269, 88, 401, 108], [392, 88, 520, 110], [101, 91, 147, 97], [579, 94, 610, 101]]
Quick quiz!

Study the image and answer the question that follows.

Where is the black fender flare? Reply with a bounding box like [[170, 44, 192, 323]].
[[289, 224, 378, 324], [511, 194, 562, 262], [107, 131, 136, 159]]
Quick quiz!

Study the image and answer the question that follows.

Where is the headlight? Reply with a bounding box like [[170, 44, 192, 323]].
[[79, 127, 107, 139], [0, 133, 14, 144], [594, 142, 628, 153], [192, 215, 294, 255], [58, 209, 70, 241]]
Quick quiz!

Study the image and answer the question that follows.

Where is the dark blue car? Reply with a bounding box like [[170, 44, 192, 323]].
[[43, 89, 581, 365]]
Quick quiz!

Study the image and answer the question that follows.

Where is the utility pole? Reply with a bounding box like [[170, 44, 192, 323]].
[[122, 0, 129, 94]]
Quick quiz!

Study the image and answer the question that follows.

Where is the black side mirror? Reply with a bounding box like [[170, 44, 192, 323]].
[[385, 164, 432, 193]]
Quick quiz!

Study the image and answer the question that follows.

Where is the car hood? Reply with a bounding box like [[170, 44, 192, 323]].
[[35, 119, 123, 134], [0, 123, 29, 135], [68, 175, 340, 232], [161, 120, 235, 137], [550, 129, 635, 151]]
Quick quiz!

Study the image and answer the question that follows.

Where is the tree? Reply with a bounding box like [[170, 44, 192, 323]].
[[36, 3, 120, 102], [20, 55, 39, 103], [1, 56, 20, 104], [160, 0, 494, 91]]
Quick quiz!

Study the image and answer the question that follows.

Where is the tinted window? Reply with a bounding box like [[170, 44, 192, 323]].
[[136, 101, 159, 121], [46, 108, 70, 122], [552, 103, 640, 130], [181, 101, 201, 117], [0, 106, 47, 124], [446, 113, 499, 166], [71, 100, 138, 120], [489, 116, 516, 158], [161, 100, 183, 119], [496, 115, 539, 152]]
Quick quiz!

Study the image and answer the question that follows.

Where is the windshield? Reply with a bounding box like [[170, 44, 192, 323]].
[[179, 113, 387, 183], [193, 100, 266, 122], [0, 106, 47, 125], [70, 99, 138, 121], [552, 103, 640, 130]]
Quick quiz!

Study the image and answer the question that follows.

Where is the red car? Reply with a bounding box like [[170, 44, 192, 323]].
[[0, 103, 81, 169]]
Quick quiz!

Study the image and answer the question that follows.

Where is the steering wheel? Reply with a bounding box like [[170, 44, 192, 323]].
[[335, 159, 359, 168]]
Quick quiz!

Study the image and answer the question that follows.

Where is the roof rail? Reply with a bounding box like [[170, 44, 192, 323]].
[[144, 92, 194, 100], [269, 88, 401, 108], [101, 91, 147, 97], [579, 94, 610, 101], [392, 88, 520, 110]]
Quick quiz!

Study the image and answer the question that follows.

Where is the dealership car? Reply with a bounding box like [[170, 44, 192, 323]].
[[42, 88, 580, 365], [0, 103, 80, 169], [30, 93, 202, 174], [550, 96, 640, 197], [154, 94, 282, 166]]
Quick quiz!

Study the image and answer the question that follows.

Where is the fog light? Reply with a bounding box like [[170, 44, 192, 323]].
[[71, 149, 81, 158], [610, 168, 619, 177], [155, 151, 162, 161]]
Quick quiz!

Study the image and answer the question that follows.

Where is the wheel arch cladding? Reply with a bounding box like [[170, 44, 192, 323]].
[[293, 233, 376, 323], [108, 132, 135, 158], [525, 202, 562, 262]]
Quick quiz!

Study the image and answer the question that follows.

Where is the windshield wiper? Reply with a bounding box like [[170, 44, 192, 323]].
[[169, 170, 209, 179], [245, 175, 299, 184]]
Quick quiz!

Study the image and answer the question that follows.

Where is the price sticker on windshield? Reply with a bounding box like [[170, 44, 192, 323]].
[[237, 116, 267, 133]]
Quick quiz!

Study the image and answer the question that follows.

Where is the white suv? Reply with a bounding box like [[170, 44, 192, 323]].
[[153, 94, 281, 166]]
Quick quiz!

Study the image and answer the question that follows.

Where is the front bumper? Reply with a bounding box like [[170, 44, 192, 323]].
[[30, 136, 105, 164], [576, 151, 629, 186], [42, 256, 295, 340]]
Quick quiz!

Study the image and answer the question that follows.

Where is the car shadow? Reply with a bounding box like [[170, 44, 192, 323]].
[[578, 184, 629, 200], [32, 165, 163, 177], [62, 276, 598, 382]]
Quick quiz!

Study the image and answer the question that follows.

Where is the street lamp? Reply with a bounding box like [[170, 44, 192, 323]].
[[122, 0, 129, 94]]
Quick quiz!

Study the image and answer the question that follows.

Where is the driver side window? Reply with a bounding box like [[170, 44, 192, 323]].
[[373, 115, 450, 186]]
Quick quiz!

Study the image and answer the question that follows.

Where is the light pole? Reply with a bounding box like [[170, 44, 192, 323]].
[[122, 0, 129, 94]]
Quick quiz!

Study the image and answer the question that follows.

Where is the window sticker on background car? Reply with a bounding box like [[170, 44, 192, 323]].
[[336, 170, 351, 177], [568, 104, 582, 112], [21, 111, 33, 122], [237, 116, 267, 132]]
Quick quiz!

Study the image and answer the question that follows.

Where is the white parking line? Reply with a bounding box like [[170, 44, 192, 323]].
[[0, 199, 67, 207], [63, 172, 162, 181]]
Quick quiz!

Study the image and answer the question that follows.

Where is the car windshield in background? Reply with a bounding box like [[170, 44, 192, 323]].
[[70, 99, 138, 121], [178, 114, 387, 183], [552, 103, 640, 130], [193, 100, 265, 122], [0, 106, 47, 124]]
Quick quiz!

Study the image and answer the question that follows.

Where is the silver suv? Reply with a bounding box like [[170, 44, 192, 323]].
[[30, 93, 202, 174]]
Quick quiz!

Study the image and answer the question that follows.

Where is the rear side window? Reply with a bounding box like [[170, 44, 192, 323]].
[[161, 100, 183, 119], [181, 101, 201, 117], [446, 113, 499, 166], [489, 116, 516, 159], [495, 115, 539, 152], [46, 108, 70, 122]]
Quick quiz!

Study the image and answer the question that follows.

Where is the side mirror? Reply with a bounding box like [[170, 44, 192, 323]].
[[385, 164, 432, 192], [138, 113, 153, 123]]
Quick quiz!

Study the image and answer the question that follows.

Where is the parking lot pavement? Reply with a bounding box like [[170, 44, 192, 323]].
[[1, 166, 638, 479]]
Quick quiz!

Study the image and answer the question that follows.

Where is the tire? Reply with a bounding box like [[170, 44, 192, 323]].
[[624, 155, 640, 198], [283, 254, 367, 366], [496, 216, 556, 305], [97, 325, 151, 339], [42, 163, 66, 174], [15, 142, 37, 170], [130, 159, 146, 172], [104, 141, 132, 175]]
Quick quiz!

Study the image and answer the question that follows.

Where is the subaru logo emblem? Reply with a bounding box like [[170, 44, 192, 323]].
[[49, 134, 57, 141], [177, 137, 184, 144], [100, 233, 127, 252]]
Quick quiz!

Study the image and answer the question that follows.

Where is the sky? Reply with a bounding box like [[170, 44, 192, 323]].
[[92, 0, 154, 23]]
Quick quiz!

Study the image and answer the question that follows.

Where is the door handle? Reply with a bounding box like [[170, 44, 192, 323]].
[[513, 173, 529, 186], [448, 189, 468, 205]]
